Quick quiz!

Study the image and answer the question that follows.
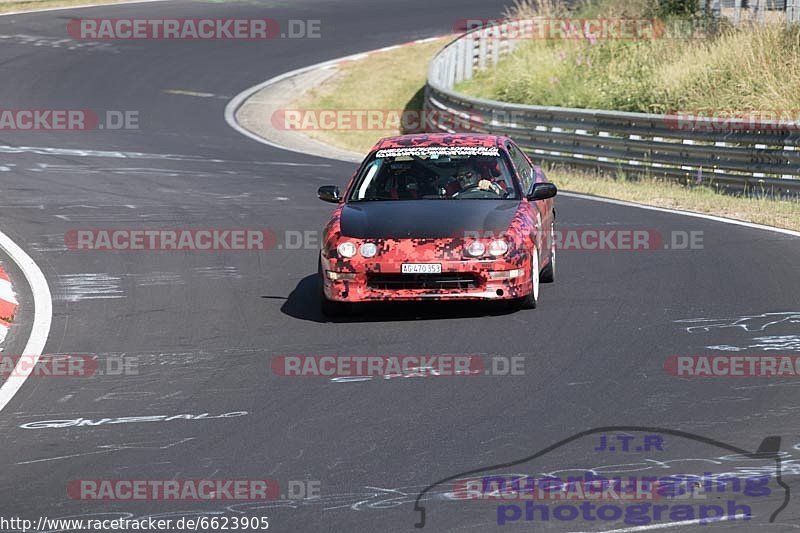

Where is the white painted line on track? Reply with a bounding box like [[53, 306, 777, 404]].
[[0, 230, 52, 412]]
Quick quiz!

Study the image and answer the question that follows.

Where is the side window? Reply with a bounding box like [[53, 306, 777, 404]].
[[507, 143, 533, 194]]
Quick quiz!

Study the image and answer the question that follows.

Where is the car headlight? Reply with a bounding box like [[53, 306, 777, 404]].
[[337, 242, 357, 258], [359, 242, 377, 258], [466, 241, 485, 257], [488, 239, 509, 256]]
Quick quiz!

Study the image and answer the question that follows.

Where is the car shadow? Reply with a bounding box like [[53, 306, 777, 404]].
[[401, 86, 426, 134], [279, 274, 521, 323]]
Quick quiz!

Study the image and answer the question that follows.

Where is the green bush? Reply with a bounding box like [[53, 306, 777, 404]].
[[657, 0, 699, 17]]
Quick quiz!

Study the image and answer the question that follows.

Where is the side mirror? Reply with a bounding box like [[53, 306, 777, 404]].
[[318, 185, 341, 203], [528, 182, 557, 201]]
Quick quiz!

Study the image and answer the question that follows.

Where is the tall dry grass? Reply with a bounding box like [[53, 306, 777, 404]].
[[460, 0, 800, 113]]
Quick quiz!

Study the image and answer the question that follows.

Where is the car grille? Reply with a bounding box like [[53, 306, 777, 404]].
[[367, 273, 480, 290]]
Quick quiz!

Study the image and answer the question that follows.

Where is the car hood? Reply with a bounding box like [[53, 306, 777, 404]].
[[339, 200, 518, 239]]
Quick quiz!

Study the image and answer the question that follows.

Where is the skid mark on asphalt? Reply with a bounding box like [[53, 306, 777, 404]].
[[92, 391, 159, 402], [54, 269, 253, 302], [192, 266, 242, 280], [29, 233, 69, 253], [31, 162, 259, 180], [0, 144, 332, 167], [130, 271, 184, 287], [46, 204, 282, 223], [707, 335, 800, 352], [676, 312, 800, 333], [15, 437, 196, 465], [52, 209, 195, 223], [0, 33, 118, 52], [163, 89, 229, 99], [57, 273, 124, 302]]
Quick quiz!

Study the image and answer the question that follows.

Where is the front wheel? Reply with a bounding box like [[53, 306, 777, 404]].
[[517, 247, 540, 309], [539, 219, 555, 283]]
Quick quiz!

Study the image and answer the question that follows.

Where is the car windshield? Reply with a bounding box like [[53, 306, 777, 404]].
[[347, 146, 519, 201]]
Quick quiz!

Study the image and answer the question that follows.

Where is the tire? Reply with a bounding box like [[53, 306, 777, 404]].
[[518, 246, 540, 309], [539, 218, 555, 283]]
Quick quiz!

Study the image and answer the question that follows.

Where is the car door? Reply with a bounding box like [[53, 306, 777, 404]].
[[505, 141, 552, 261]]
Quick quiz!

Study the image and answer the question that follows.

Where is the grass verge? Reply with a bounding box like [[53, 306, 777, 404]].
[[291, 38, 449, 154], [287, 29, 800, 231], [548, 167, 800, 230]]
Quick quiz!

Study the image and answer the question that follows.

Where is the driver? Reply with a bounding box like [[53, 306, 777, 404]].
[[447, 164, 503, 196]]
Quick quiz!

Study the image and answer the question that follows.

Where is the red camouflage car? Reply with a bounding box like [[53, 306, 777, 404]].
[[317, 133, 557, 316]]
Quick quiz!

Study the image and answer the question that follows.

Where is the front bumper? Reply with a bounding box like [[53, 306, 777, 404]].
[[321, 257, 533, 303]]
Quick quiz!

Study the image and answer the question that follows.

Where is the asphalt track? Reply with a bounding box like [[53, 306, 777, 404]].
[[0, 1, 799, 531]]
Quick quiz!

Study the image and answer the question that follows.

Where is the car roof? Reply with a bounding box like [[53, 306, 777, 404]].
[[370, 133, 510, 152]]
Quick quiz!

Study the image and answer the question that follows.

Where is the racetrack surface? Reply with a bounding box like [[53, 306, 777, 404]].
[[0, 1, 799, 531]]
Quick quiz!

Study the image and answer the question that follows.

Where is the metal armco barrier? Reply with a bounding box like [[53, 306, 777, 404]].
[[424, 22, 800, 194]]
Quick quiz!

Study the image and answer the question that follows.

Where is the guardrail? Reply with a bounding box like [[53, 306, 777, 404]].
[[424, 22, 800, 194]]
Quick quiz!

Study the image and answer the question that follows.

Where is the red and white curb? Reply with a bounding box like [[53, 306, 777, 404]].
[[0, 265, 18, 347], [0, 229, 52, 413]]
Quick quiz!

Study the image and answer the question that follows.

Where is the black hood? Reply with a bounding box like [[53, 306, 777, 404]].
[[339, 200, 518, 239]]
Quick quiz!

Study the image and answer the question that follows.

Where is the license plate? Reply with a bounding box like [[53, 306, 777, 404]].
[[401, 263, 442, 274]]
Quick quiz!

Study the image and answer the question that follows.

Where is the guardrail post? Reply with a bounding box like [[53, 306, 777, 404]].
[[710, 0, 721, 20], [491, 26, 500, 66], [454, 38, 464, 83], [788, 0, 800, 23], [449, 47, 457, 89], [752, 0, 764, 23], [464, 34, 468, 80], [478, 30, 487, 70]]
